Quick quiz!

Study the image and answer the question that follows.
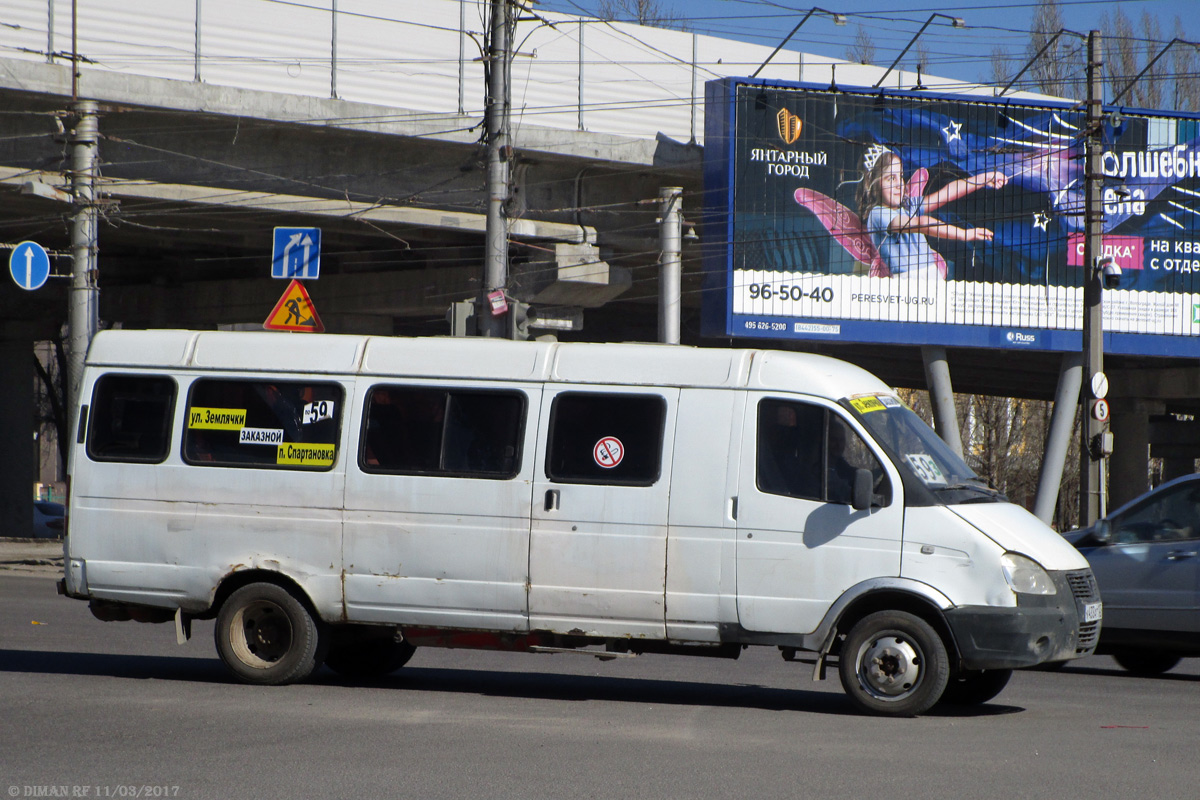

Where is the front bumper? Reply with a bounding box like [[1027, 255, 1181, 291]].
[[945, 569, 1101, 670]]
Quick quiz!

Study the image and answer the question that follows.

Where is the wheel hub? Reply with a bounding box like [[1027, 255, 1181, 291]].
[[859, 635, 922, 698], [231, 601, 293, 667]]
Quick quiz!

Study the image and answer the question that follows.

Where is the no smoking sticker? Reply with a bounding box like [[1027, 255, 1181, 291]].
[[593, 436, 624, 469]]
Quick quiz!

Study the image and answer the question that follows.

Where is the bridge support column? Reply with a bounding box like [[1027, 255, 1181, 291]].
[[0, 337, 36, 537]]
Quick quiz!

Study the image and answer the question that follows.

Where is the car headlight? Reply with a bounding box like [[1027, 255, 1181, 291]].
[[1001, 552, 1057, 595]]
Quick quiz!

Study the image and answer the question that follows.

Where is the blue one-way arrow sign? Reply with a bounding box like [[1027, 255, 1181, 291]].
[[271, 227, 321, 279], [9, 241, 50, 291]]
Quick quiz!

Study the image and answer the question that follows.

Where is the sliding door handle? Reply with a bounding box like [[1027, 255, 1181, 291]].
[[544, 489, 560, 512]]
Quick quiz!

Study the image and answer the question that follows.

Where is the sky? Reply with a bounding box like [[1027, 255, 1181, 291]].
[[537, 0, 1197, 89]]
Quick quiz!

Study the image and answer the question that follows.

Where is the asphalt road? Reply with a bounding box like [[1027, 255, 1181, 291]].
[[2, 570, 1196, 800]]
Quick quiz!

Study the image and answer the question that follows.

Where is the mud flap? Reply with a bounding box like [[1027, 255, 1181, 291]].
[[175, 608, 192, 645]]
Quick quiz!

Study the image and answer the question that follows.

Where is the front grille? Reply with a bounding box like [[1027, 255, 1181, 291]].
[[1077, 620, 1100, 652], [1066, 569, 1099, 602], [1066, 569, 1101, 654]]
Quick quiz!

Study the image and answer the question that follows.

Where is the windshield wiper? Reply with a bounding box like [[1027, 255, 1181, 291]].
[[933, 481, 1001, 497]]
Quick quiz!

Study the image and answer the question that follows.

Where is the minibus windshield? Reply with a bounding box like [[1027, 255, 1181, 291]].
[[843, 394, 1002, 503]]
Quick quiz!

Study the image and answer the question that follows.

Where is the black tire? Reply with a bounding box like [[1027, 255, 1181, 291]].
[[215, 582, 326, 685], [838, 611, 950, 717], [325, 635, 416, 679], [1112, 650, 1182, 675], [940, 669, 1013, 706]]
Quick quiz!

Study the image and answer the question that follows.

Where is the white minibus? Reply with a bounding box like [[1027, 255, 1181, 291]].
[[60, 330, 1100, 716]]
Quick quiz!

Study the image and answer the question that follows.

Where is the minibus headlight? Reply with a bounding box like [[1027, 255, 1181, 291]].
[[1000, 553, 1056, 595]]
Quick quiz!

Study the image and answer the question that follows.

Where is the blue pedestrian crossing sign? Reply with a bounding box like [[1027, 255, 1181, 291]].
[[9, 241, 51, 291], [271, 227, 321, 279]]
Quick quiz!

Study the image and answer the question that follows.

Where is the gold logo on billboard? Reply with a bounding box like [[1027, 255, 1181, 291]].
[[776, 109, 802, 144]]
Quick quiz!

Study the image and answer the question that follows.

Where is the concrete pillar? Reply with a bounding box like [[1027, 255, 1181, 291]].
[[0, 338, 35, 538], [1033, 353, 1082, 525], [658, 187, 683, 345], [1108, 397, 1150, 509], [1161, 457, 1195, 483], [921, 346, 963, 458]]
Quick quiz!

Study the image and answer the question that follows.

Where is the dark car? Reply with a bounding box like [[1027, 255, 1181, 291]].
[[32, 501, 65, 539], [1064, 474, 1200, 674]]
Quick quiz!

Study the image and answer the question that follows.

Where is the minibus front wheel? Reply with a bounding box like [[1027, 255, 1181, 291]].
[[215, 582, 327, 685], [838, 610, 950, 717]]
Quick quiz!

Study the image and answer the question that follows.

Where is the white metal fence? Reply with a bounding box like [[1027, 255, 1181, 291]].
[[2, 0, 1004, 145]]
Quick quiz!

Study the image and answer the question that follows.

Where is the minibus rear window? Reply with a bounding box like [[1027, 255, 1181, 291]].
[[360, 387, 525, 479], [86, 374, 177, 464], [182, 379, 343, 470]]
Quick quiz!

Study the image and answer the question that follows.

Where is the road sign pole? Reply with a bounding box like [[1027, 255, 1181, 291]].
[[68, 99, 100, 413]]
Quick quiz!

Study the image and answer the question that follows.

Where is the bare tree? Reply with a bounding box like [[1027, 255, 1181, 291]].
[[1102, 7, 1140, 104], [596, 0, 686, 30], [1170, 16, 1200, 112], [1027, 0, 1084, 97], [33, 336, 69, 480], [913, 43, 932, 84], [1139, 12, 1165, 109], [846, 23, 876, 65], [990, 46, 1014, 87]]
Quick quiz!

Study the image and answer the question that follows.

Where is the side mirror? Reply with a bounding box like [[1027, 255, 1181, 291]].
[[852, 468, 873, 511], [1093, 519, 1112, 544]]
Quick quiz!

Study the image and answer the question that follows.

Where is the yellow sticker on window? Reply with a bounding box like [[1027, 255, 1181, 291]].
[[276, 442, 336, 467], [850, 396, 887, 414], [188, 407, 247, 430]]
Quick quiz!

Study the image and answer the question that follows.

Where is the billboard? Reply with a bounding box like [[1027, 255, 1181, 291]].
[[702, 78, 1200, 356]]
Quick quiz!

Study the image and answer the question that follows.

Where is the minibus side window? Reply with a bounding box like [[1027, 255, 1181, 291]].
[[546, 393, 665, 486], [757, 399, 891, 506], [86, 374, 176, 464], [757, 399, 823, 500], [182, 379, 342, 470], [360, 386, 524, 479]]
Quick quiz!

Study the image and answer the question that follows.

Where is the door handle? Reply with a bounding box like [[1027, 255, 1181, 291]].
[[1166, 550, 1197, 561], [544, 489, 560, 512]]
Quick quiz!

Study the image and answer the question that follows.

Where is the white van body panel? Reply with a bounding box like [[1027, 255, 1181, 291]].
[[900, 506, 1013, 609], [341, 380, 541, 631], [528, 385, 679, 639], [665, 388, 743, 642], [748, 348, 891, 398], [359, 335, 553, 381], [734, 393, 908, 634], [71, 370, 347, 618], [948, 503, 1091, 572]]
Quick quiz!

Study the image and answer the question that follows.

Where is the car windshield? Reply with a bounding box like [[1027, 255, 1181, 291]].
[[843, 393, 999, 503]]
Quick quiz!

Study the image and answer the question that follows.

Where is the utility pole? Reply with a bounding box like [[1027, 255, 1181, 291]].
[[1080, 30, 1107, 526], [66, 100, 99, 411], [479, 0, 512, 338]]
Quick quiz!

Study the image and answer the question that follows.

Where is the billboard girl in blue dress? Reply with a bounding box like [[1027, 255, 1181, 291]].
[[858, 144, 1008, 280]]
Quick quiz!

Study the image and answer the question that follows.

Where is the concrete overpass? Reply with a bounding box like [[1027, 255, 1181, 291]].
[[0, 0, 1194, 532]]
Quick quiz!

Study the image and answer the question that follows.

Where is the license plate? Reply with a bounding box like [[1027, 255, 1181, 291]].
[[1084, 602, 1103, 623]]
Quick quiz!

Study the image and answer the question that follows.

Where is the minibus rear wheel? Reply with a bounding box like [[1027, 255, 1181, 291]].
[[325, 636, 416, 679], [838, 610, 949, 717], [215, 582, 327, 685], [940, 668, 1012, 706]]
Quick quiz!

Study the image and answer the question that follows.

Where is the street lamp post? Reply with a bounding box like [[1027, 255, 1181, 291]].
[[750, 7, 846, 79], [873, 13, 965, 90]]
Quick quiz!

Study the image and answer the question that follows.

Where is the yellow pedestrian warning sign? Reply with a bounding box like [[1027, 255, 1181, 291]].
[[264, 279, 324, 332]]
